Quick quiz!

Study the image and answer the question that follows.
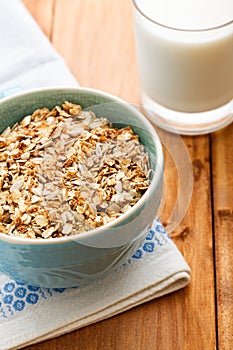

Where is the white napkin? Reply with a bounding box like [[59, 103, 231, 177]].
[[0, 219, 190, 350], [0, 0, 77, 91], [0, 1, 190, 349]]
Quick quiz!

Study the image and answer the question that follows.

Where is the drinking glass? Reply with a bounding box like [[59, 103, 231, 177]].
[[132, 0, 233, 134]]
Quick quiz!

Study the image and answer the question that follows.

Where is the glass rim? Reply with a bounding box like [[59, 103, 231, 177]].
[[132, 0, 233, 32]]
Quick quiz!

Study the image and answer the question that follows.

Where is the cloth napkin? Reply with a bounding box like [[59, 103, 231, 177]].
[[0, 1, 190, 349]]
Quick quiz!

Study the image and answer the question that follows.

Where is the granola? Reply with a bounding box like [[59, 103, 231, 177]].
[[0, 102, 150, 238]]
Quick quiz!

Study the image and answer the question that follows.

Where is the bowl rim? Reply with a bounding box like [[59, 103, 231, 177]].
[[0, 86, 164, 245]]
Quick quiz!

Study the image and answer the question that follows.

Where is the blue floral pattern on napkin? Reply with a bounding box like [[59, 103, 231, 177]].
[[0, 281, 66, 318]]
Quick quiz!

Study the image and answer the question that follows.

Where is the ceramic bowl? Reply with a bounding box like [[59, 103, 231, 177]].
[[0, 87, 164, 287]]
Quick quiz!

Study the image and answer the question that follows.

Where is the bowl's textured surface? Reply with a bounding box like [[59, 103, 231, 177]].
[[0, 87, 163, 287]]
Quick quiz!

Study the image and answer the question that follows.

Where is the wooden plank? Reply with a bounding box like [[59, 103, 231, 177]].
[[51, 0, 140, 103], [168, 134, 217, 350], [212, 123, 233, 350], [22, 0, 55, 39], [22, 0, 217, 349]]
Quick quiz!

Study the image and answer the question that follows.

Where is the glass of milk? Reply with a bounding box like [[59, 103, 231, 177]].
[[132, 0, 233, 134]]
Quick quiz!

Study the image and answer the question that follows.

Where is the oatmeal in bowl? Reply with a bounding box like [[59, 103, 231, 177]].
[[0, 87, 163, 287], [0, 102, 151, 239]]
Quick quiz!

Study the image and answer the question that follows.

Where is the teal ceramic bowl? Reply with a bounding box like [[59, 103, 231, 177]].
[[0, 87, 164, 287]]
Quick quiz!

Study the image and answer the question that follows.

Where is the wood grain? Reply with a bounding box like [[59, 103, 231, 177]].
[[20, 0, 233, 349], [22, 0, 55, 39], [170, 134, 216, 349], [212, 124, 233, 350], [51, 0, 140, 103]]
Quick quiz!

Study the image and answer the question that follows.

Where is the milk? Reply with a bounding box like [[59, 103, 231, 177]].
[[133, 0, 233, 113]]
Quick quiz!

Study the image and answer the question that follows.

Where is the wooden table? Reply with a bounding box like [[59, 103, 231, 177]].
[[22, 1, 233, 349]]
